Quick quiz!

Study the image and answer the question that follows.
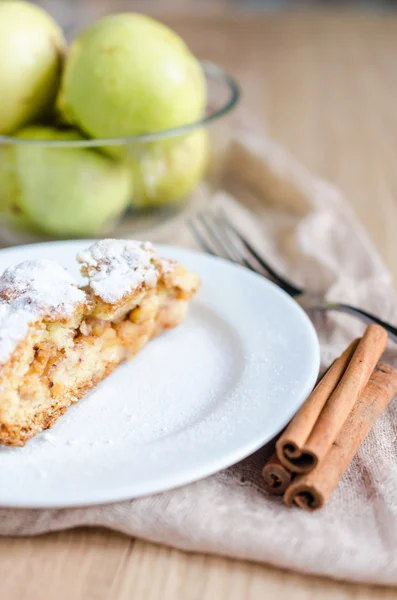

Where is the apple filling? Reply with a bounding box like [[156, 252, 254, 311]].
[[0, 287, 190, 446], [0, 239, 200, 446]]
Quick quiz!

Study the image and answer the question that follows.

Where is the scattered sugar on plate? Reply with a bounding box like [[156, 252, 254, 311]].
[[0, 303, 238, 474], [40, 432, 57, 445]]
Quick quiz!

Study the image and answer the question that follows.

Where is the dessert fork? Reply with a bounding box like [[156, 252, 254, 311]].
[[188, 209, 397, 343]]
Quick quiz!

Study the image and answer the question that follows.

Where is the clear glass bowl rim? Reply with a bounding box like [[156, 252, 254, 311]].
[[0, 62, 240, 148]]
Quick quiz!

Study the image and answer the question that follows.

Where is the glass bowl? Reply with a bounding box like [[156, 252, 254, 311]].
[[0, 62, 239, 246]]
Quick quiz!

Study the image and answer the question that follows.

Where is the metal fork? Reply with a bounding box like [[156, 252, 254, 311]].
[[188, 208, 397, 343]]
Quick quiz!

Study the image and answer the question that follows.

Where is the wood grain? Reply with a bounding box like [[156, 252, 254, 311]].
[[1, 530, 397, 599], [3, 7, 397, 599]]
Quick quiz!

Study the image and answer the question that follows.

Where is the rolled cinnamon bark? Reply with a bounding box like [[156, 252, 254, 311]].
[[284, 362, 397, 510], [276, 325, 388, 473], [276, 340, 358, 472], [262, 450, 292, 495]]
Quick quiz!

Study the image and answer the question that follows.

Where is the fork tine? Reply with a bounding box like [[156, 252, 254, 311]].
[[198, 212, 241, 262], [208, 212, 261, 271], [190, 209, 296, 287], [216, 208, 303, 296], [209, 212, 243, 263], [189, 213, 256, 272], [198, 212, 260, 273], [187, 219, 217, 257]]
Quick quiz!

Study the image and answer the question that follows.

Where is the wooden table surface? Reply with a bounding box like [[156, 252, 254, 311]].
[[3, 7, 397, 599]]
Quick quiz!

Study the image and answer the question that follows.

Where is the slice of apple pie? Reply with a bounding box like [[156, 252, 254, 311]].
[[0, 239, 200, 446]]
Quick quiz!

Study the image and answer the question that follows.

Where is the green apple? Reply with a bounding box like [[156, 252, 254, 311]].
[[0, 126, 131, 237], [58, 13, 206, 141], [128, 129, 209, 208], [0, 1, 66, 135], [0, 145, 38, 234]]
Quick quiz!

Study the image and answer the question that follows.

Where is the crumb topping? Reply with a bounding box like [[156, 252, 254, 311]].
[[0, 259, 86, 364], [77, 239, 159, 303], [0, 240, 185, 366]]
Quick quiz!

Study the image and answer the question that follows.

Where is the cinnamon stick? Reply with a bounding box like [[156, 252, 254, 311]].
[[284, 362, 397, 510], [276, 325, 388, 473], [276, 340, 358, 472], [262, 450, 292, 495]]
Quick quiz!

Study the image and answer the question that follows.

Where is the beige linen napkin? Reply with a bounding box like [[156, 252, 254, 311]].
[[1, 132, 397, 586]]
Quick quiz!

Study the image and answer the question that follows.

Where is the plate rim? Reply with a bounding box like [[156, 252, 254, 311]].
[[0, 240, 320, 508]]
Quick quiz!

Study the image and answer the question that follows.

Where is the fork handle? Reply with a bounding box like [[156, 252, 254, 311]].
[[313, 301, 397, 344]]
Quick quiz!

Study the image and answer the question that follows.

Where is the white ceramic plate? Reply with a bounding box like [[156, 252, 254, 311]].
[[0, 241, 320, 508]]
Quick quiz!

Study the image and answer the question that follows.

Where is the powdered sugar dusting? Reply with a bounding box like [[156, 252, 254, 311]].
[[0, 304, 33, 365], [77, 239, 159, 303], [0, 259, 86, 364], [157, 258, 175, 276]]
